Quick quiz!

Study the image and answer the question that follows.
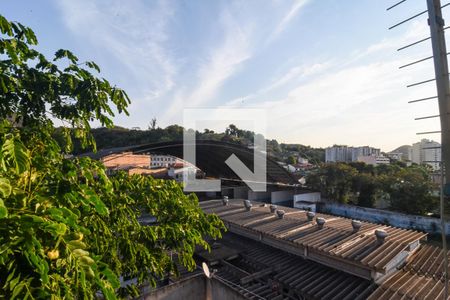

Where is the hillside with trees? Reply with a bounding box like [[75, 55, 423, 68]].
[[62, 124, 325, 164]]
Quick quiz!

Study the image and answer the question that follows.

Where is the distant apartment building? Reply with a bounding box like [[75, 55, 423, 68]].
[[386, 152, 403, 161], [357, 155, 390, 166], [325, 145, 352, 162], [150, 154, 182, 168], [351, 146, 380, 161], [411, 139, 441, 170], [325, 145, 380, 163]]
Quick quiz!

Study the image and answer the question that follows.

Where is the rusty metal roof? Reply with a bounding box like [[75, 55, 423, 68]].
[[200, 232, 376, 300], [368, 244, 450, 300], [368, 271, 447, 300], [404, 244, 450, 279], [200, 199, 427, 281]]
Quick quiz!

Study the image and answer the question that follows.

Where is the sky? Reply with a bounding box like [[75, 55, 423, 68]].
[[1, 0, 446, 151]]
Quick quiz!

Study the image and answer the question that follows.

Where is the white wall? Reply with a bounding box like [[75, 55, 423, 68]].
[[320, 202, 450, 234], [293, 192, 321, 203]]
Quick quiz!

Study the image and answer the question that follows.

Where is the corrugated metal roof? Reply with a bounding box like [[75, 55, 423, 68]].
[[368, 271, 447, 300], [200, 199, 426, 281], [368, 244, 450, 300], [201, 232, 376, 300], [404, 244, 450, 279]]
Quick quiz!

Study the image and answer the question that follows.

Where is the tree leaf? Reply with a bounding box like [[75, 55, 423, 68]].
[[0, 199, 8, 218], [101, 267, 120, 289], [0, 178, 11, 198], [2, 134, 29, 174]]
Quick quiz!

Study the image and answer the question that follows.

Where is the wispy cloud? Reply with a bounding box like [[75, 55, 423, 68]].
[[55, 0, 176, 102], [225, 20, 437, 149], [162, 9, 253, 120], [226, 61, 330, 107], [267, 0, 310, 43]]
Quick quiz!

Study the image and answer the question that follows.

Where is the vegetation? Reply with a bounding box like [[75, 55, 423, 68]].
[[63, 124, 325, 165], [0, 14, 223, 299], [307, 162, 438, 215]]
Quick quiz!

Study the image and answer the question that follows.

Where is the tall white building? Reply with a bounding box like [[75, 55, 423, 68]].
[[326, 145, 381, 163], [411, 139, 441, 170], [325, 146, 352, 162]]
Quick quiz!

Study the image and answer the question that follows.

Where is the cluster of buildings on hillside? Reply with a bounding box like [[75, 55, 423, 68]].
[[325, 145, 389, 165], [279, 156, 315, 174], [325, 139, 442, 170], [101, 152, 200, 181]]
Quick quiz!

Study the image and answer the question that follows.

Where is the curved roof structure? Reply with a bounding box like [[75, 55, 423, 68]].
[[84, 140, 298, 185]]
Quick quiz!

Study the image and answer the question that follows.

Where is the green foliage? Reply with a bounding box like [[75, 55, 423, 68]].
[[0, 15, 224, 299], [307, 163, 358, 203], [286, 155, 297, 165], [307, 162, 438, 214], [0, 14, 130, 151], [379, 165, 438, 215], [280, 143, 325, 164]]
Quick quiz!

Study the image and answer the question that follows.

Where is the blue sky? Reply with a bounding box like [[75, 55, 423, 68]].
[[1, 0, 444, 150]]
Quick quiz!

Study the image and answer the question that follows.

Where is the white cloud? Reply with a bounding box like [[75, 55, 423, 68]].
[[55, 0, 176, 101], [226, 61, 330, 107], [162, 9, 253, 120], [267, 0, 310, 43], [223, 19, 438, 150]]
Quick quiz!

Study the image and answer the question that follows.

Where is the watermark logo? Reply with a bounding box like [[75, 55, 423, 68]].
[[183, 108, 266, 192]]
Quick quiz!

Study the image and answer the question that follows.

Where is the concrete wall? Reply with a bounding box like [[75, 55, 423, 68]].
[[143, 275, 248, 300], [319, 202, 450, 234], [248, 190, 271, 201], [206, 191, 219, 198], [294, 202, 316, 212], [144, 274, 206, 300], [221, 188, 234, 198], [233, 186, 248, 199], [271, 190, 295, 204], [210, 278, 248, 300]]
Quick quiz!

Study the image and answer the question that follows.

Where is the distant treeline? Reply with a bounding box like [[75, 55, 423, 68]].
[[55, 124, 325, 163]]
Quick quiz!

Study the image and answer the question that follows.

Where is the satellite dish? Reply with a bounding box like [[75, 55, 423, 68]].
[[202, 262, 211, 278], [298, 177, 306, 185]]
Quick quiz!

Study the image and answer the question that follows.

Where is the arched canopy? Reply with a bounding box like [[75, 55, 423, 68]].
[[84, 140, 298, 185]]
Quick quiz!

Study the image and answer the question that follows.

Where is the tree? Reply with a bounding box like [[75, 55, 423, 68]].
[[353, 173, 378, 208], [307, 163, 358, 203], [380, 166, 438, 215], [0, 15, 224, 299], [148, 117, 157, 130], [287, 155, 297, 165]]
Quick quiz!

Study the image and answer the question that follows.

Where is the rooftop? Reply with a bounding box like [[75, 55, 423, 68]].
[[200, 199, 427, 282], [196, 232, 376, 300], [368, 244, 450, 299]]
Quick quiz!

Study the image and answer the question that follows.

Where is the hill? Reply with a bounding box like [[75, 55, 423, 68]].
[[390, 145, 411, 160]]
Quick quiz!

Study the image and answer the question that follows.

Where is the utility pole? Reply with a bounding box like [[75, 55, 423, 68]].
[[427, 0, 450, 297]]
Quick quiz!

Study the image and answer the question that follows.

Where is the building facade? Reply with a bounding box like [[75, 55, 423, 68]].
[[411, 139, 441, 170], [357, 155, 390, 165], [150, 154, 182, 168], [325, 145, 381, 163]]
